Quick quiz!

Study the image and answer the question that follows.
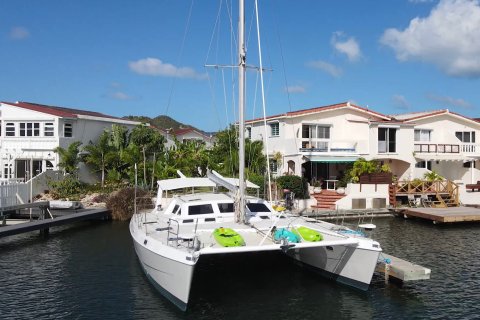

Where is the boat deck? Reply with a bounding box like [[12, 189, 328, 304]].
[[393, 206, 480, 223]]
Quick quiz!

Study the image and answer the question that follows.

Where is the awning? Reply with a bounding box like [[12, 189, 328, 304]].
[[306, 156, 358, 163]]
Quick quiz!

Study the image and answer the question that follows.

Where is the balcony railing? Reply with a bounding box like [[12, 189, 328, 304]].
[[299, 140, 358, 153], [414, 143, 460, 153], [414, 143, 480, 155]]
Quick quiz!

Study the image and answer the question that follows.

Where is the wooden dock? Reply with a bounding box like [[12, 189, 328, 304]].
[[393, 206, 480, 223], [0, 202, 110, 238], [376, 253, 431, 282]]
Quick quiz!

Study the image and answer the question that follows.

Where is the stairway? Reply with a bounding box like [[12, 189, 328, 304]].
[[311, 190, 346, 210]]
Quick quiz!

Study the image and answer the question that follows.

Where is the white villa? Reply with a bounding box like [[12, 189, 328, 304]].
[[172, 127, 215, 148], [0, 101, 142, 182], [246, 102, 480, 208]]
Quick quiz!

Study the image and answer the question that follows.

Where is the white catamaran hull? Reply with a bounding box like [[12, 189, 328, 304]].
[[289, 243, 380, 290], [130, 224, 195, 311]]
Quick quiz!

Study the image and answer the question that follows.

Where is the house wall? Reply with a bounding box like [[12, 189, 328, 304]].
[[0, 103, 139, 182], [248, 107, 385, 176]]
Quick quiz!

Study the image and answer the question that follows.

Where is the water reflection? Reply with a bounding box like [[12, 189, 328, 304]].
[[1, 217, 480, 319]]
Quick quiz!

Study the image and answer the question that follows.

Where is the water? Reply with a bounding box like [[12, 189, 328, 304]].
[[1, 217, 480, 319]]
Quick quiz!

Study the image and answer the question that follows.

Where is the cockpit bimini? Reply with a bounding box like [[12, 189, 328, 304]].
[[129, 170, 381, 310]]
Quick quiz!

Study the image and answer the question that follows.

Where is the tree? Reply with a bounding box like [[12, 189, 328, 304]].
[[83, 130, 117, 188], [54, 141, 82, 174], [128, 125, 166, 186]]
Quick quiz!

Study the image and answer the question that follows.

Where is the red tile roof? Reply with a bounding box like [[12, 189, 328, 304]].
[[245, 102, 390, 123], [1, 101, 122, 120], [395, 109, 480, 124]]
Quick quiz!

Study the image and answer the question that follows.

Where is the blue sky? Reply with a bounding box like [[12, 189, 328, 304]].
[[1, 0, 479, 131]]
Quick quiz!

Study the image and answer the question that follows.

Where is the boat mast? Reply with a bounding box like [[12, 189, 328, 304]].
[[238, 0, 246, 223]]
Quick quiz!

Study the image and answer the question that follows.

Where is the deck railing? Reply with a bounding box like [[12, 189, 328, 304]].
[[392, 180, 459, 207]]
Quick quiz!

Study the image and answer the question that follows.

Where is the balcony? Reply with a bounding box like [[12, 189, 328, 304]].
[[299, 140, 361, 154], [414, 143, 480, 155]]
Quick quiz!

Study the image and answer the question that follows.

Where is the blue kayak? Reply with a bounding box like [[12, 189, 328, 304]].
[[273, 228, 301, 243]]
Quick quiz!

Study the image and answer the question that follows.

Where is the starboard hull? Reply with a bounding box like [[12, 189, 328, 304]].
[[288, 244, 380, 290]]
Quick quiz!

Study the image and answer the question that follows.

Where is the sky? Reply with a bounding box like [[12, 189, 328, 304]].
[[1, 0, 480, 132]]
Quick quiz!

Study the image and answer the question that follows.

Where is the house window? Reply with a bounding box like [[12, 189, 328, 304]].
[[414, 129, 431, 142], [463, 161, 476, 168], [19, 122, 40, 137], [5, 123, 15, 136], [269, 159, 278, 173], [301, 124, 330, 150], [378, 127, 397, 153], [44, 123, 54, 137], [246, 127, 251, 139], [270, 122, 279, 137], [0, 120, 2, 136], [64, 123, 73, 137], [415, 161, 432, 170], [455, 131, 475, 143]]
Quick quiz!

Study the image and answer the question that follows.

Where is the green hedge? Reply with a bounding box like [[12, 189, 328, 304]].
[[276, 175, 309, 199]]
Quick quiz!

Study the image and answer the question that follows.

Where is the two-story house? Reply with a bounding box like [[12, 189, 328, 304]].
[[0, 101, 142, 181], [172, 127, 215, 148], [246, 102, 480, 189]]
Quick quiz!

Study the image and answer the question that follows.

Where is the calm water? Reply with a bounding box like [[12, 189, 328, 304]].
[[1, 217, 480, 319]]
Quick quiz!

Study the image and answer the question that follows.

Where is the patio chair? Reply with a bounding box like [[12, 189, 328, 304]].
[[421, 195, 432, 208], [407, 194, 417, 208]]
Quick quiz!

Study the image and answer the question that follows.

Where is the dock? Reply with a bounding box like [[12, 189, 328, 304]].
[[0, 202, 110, 238], [393, 206, 480, 224], [376, 253, 431, 283]]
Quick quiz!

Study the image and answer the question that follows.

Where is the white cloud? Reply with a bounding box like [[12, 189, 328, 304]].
[[427, 93, 472, 108], [392, 94, 411, 110], [307, 60, 343, 78], [129, 57, 206, 80], [284, 85, 306, 93], [331, 32, 362, 62], [109, 91, 133, 101], [10, 27, 30, 40], [381, 0, 480, 77]]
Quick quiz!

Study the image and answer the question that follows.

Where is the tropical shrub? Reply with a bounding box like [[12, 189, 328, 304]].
[[276, 175, 309, 199], [48, 175, 86, 200], [106, 187, 150, 221]]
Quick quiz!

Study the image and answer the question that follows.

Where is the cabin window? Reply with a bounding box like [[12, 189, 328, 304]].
[[414, 129, 431, 142], [44, 123, 54, 137], [378, 128, 396, 153], [5, 123, 15, 136], [456, 131, 475, 143], [270, 122, 279, 137], [64, 123, 73, 137], [246, 203, 271, 213], [188, 204, 214, 215], [218, 202, 234, 213], [172, 204, 180, 215]]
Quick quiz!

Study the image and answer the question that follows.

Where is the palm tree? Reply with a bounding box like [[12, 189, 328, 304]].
[[54, 141, 82, 174], [83, 130, 117, 188]]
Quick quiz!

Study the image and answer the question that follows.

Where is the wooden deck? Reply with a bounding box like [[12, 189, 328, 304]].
[[0, 208, 110, 238], [394, 206, 480, 223]]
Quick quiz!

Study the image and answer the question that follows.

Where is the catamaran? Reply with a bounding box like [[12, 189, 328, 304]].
[[129, 0, 382, 311]]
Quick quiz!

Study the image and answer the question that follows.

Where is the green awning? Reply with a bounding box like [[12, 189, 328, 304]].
[[307, 156, 358, 163]]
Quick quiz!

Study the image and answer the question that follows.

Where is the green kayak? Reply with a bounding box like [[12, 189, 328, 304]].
[[213, 227, 245, 247], [292, 226, 323, 242]]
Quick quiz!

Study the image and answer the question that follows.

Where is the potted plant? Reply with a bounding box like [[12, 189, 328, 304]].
[[313, 181, 322, 193]]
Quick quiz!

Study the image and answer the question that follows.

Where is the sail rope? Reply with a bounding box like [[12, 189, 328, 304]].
[[254, 0, 273, 204], [164, 0, 195, 117]]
